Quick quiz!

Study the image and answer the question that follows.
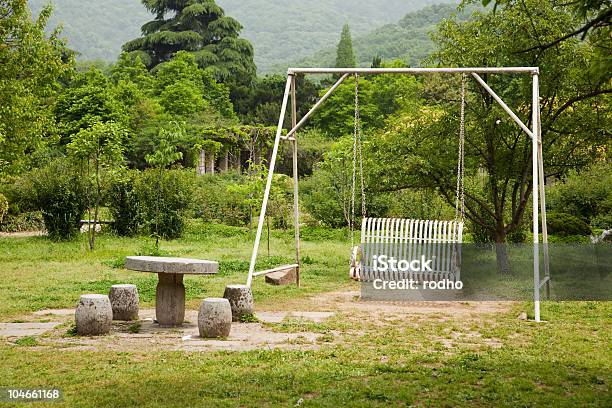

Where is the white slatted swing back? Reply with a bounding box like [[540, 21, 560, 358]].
[[357, 217, 463, 282]]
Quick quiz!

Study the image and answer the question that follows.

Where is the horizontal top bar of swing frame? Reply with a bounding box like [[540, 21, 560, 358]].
[[288, 67, 539, 75]]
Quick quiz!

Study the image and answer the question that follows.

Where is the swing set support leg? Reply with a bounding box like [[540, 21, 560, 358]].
[[291, 75, 301, 287], [246, 75, 293, 288]]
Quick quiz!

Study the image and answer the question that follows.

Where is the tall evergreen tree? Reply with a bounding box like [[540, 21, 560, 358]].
[[335, 23, 356, 68], [122, 0, 256, 87]]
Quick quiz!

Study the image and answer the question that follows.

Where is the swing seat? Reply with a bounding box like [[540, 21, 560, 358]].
[[350, 218, 464, 282]]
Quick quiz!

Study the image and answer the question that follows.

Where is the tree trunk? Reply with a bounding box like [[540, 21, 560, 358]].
[[494, 230, 511, 275]]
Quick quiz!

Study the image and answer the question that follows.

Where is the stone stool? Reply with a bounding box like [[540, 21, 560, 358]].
[[108, 284, 139, 321], [223, 284, 254, 322], [75, 294, 113, 336], [198, 298, 232, 338]]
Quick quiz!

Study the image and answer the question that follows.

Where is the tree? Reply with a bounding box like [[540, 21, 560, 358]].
[[371, 54, 382, 68], [122, 0, 256, 88], [0, 0, 73, 176], [145, 126, 184, 250], [367, 0, 610, 271], [335, 23, 356, 68], [68, 121, 127, 250], [480, 0, 611, 82], [315, 65, 422, 137], [236, 74, 320, 126], [152, 52, 235, 120], [55, 68, 126, 144]]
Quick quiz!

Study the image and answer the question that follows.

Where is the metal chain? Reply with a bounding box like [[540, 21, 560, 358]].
[[356, 79, 366, 219], [455, 74, 466, 221], [350, 74, 359, 247]]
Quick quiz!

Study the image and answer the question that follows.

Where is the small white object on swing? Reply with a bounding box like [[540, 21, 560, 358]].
[[349, 74, 468, 282]]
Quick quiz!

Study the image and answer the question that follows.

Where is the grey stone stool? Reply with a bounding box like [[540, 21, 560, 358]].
[[198, 298, 232, 338], [109, 284, 139, 321], [75, 294, 113, 336], [223, 284, 254, 322]]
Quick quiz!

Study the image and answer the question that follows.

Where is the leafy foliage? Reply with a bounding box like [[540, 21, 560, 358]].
[[546, 162, 612, 229], [314, 68, 422, 137], [134, 168, 194, 240], [107, 171, 140, 236], [55, 68, 127, 144], [546, 212, 592, 237], [28, 158, 88, 240], [0, 0, 74, 176], [235, 74, 320, 126], [67, 121, 127, 249], [0, 193, 8, 222]]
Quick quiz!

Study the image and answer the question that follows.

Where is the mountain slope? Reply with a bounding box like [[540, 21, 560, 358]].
[[220, 0, 452, 73], [28, 0, 150, 62], [29, 0, 449, 72], [290, 3, 476, 69]]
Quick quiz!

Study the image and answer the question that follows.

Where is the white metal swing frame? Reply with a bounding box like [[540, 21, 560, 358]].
[[245, 67, 551, 322]]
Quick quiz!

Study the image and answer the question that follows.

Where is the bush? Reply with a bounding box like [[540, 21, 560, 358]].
[[29, 159, 89, 240], [135, 168, 194, 240], [547, 234, 591, 244], [192, 173, 251, 226], [591, 213, 612, 230], [546, 212, 592, 237], [546, 162, 612, 226], [387, 189, 454, 220], [0, 211, 45, 233], [0, 193, 7, 223], [107, 171, 141, 236]]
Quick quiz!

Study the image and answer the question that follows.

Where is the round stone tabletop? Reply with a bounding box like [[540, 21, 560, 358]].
[[125, 256, 219, 275]]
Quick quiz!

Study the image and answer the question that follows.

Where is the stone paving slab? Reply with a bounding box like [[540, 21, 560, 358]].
[[0, 322, 62, 337]]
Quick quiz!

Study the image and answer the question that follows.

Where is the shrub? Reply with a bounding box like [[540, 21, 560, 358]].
[[547, 234, 591, 244], [546, 212, 592, 237], [29, 159, 89, 240], [546, 162, 612, 226], [107, 171, 140, 236], [0, 193, 7, 223], [591, 213, 612, 230], [192, 173, 251, 226], [0, 175, 37, 215], [387, 189, 454, 220], [0, 211, 45, 233], [135, 168, 194, 240]]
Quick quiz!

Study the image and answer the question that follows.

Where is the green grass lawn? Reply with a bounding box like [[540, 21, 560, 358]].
[[0, 222, 610, 407]]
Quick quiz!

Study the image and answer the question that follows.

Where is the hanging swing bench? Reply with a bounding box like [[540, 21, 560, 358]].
[[348, 74, 467, 282]]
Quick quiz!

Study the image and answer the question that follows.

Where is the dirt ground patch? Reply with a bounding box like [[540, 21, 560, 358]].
[[295, 290, 512, 318], [2, 291, 515, 353], [0, 231, 45, 238]]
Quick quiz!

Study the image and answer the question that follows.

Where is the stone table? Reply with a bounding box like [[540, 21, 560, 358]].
[[125, 256, 218, 327]]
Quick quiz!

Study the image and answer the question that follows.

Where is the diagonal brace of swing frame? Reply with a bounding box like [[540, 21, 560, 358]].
[[281, 73, 350, 140], [471, 73, 535, 140]]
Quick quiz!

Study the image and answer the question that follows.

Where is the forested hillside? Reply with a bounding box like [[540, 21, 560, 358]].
[[220, 0, 452, 72], [28, 0, 149, 62], [291, 3, 477, 69], [28, 0, 451, 71]]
